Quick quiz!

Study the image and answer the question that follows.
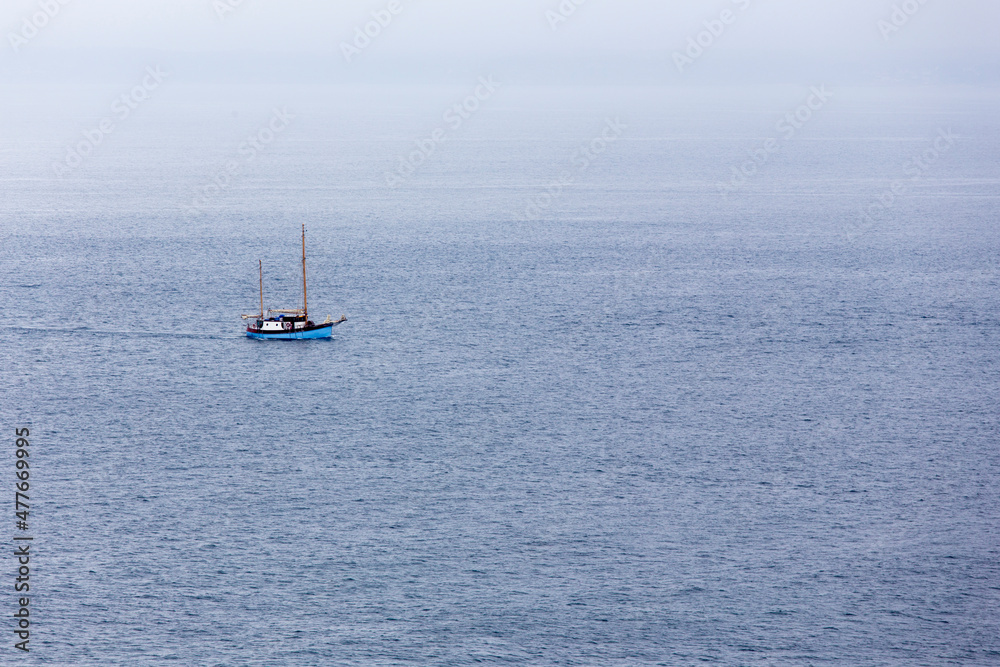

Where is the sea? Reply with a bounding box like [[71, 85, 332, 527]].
[[1, 82, 998, 665]]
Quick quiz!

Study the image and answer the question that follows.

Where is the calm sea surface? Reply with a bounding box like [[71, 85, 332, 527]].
[[1, 84, 999, 665]]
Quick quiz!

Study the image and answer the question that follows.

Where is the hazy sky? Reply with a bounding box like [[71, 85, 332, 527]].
[[2, 0, 998, 83]]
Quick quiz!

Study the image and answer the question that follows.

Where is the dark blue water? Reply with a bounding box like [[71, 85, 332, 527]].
[[2, 84, 999, 665]]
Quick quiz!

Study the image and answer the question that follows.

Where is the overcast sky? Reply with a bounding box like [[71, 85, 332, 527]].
[[2, 0, 998, 83]]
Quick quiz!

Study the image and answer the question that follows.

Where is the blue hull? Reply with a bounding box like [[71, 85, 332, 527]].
[[247, 324, 335, 340]]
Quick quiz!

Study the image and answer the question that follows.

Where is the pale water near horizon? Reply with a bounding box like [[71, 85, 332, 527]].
[[1, 84, 999, 665]]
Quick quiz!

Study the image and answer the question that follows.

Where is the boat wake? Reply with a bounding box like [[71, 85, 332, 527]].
[[5, 326, 238, 340]]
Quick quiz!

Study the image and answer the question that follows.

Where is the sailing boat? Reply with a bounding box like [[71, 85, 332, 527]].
[[242, 224, 347, 339]]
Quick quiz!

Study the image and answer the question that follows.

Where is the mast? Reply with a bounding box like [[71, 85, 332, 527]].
[[259, 260, 264, 319], [301, 223, 308, 320]]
